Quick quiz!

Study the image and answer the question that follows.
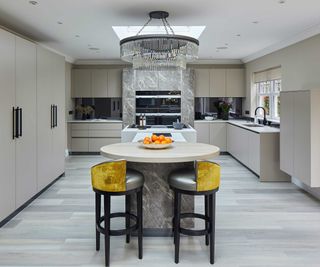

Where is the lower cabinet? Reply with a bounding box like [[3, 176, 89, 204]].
[[70, 122, 122, 153], [194, 122, 227, 152]]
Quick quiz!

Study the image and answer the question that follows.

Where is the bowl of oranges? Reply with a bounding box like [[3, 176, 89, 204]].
[[140, 134, 173, 149]]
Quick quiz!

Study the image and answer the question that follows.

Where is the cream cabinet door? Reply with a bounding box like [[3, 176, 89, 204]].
[[279, 92, 294, 175], [0, 29, 16, 221], [210, 69, 226, 97], [209, 123, 227, 151], [107, 69, 122, 97], [194, 69, 210, 97], [248, 131, 260, 175], [226, 69, 245, 97], [72, 69, 91, 97], [15, 36, 37, 207], [194, 122, 210, 144], [92, 69, 108, 97]]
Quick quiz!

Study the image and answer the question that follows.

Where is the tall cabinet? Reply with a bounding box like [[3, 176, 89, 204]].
[[37, 46, 65, 191], [280, 90, 320, 187], [0, 28, 65, 222]]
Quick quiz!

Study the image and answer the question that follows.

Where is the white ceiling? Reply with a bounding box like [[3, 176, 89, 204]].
[[1, 0, 320, 63]]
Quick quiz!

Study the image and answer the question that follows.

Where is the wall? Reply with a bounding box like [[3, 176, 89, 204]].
[[122, 68, 195, 127], [65, 62, 72, 154], [245, 33, 320, 199], [245, 34, 320, 116]]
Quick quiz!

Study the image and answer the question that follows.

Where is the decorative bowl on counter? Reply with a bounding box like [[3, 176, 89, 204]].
[[204, 116, 214, 121], [139, 134, 173, 149]]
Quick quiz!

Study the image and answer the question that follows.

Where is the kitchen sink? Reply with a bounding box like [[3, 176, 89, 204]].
[[243, 123, 264, 128]]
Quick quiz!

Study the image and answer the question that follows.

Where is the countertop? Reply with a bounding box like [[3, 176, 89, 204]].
[[68, 119, 122, 123], [122, 125, 196, 133], [194, 119, 280, 133]]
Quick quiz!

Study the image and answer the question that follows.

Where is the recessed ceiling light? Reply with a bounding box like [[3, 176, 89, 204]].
[[57, 21, 63, 25], [252, 21, 259, 24], [216, 46, 228, 50], [225, 43, 229, 46], [75, 35, 80, 38], [29, 1, 38, 5], [278, 0, 286, 4], [89, 47, 100, 51], [236, 34, 241, 37]]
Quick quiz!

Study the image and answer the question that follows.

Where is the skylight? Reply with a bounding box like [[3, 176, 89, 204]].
[[112, 26, 206, 40]]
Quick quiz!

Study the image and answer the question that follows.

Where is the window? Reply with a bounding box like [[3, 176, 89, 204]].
[[254, 67, 281, 121]]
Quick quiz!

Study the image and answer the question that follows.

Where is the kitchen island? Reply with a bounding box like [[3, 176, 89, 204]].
[[100, 142, 220, 235]]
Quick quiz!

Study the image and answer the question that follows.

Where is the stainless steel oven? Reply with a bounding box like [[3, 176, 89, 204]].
[[135, 90, 181, 125]]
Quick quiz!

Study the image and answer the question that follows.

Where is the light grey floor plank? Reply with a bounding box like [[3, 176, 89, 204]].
[[0, 155, 319, 266]]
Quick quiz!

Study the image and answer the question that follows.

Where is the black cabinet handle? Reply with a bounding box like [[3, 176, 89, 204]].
[[50, 105, 53, 129], [19, 108, 22, 137], [55, 105, 58, 127], [15, 107, 19, 139], [12, 107, 15, 140]]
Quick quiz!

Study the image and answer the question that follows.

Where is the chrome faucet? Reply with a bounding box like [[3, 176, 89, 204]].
[[254, 107, 268, 125]]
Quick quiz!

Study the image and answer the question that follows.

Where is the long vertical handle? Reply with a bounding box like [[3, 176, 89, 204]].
[[50, 105, 53, 129], [55, 105, 58, 127], [12, 107, 15, 140], [15, 107, 19, 139], [19, 108, 22, 137]]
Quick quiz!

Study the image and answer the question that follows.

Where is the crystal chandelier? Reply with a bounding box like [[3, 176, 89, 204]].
[[120, 11, 199, 70]]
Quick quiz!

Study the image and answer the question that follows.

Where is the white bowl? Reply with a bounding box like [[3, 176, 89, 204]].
[[204, 116, 214, 121], [138, 139, 173, 149]]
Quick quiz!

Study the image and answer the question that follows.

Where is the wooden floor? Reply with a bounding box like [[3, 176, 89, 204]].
[[0, 155, 320, 267]]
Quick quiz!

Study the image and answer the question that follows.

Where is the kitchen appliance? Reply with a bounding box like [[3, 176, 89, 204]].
[[135, 90, 181, 125]]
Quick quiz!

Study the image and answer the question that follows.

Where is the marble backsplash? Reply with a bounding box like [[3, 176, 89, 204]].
[[122, 68, 195, 127]]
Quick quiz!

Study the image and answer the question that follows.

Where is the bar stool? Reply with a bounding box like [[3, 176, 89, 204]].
[[91, 160, 144, 267], [168, 160, 220, 264]]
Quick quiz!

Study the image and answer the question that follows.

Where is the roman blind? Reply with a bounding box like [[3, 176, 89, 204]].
[[254, 67, 281, 83]]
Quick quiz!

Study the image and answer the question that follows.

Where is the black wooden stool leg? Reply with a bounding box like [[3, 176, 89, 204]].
[[125, 194, 131, 243], [205, 195, 209, 246], [104, 194, 111, 267], [174, 191, 181, 264], [209, 193, 216, 264], [137, 187, 143, 259], [95, 193, 101, 251], [173, 190, 178, 244]]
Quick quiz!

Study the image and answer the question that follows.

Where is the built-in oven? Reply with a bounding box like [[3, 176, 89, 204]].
[[135, 90, 181, 125]]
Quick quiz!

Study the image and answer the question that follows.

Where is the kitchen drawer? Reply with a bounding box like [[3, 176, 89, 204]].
[[71, 138, 89, 152], [88, 130, 121, 138], [71, 129, 89, 137], [89, 138, 121, 152], [89, 123, 122, 130], [71, 123, 89, 130]]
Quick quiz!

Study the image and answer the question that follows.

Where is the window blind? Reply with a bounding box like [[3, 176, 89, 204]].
[[254, 67, 281, 83]]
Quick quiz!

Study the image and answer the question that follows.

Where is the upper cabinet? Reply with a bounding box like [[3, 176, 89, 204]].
[[72, 68, 122, 98], [194, 68, 245, 97], [226, 69, 245, 97]]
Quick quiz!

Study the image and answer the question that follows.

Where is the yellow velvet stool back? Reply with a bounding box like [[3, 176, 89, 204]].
[[195, 160, 220, 192], [91, 160, 127, 192]]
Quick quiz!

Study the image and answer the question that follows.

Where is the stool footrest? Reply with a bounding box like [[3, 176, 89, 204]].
[[175, 212, 210, 237], [97, 212, 138, 236]]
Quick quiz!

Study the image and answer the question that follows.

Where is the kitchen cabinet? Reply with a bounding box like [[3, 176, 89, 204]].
[[194, 69, 210, 97], [194, 121, 227, 152], [210, 69, 226, 97], [92, 69, 108, 97], [248, 131, 260, 175], [194, 68, 245, 97], [70, 122, 122, 153], [226, 69, 245, 97], [107, 69, 122, 97], [15, 36, 37, 207], [0, 29, 16, 221], [280, 90, 320, 187], [227, 124, 249, 166], [72, 69, 122, 98], [209, 123, 227, 151], [72, 69, 91, 97], [37, 46, 65, 191]]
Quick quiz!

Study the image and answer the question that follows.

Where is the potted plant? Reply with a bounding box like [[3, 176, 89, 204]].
[[219, 101, 232, 120], [75, 105, 94, 120]]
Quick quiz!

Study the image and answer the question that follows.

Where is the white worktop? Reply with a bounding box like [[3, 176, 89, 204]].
[[68, 119, 122, 123], [194, 119, 280, 133]]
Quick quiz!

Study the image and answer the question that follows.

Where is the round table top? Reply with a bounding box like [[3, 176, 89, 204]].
[[100, 142, 220, 163]]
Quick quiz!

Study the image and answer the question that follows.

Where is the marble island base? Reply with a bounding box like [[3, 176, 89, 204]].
[[127, 162, 194, 236]]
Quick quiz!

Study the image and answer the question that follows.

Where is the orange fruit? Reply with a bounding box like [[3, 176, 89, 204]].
[[144, 136, 151, 142], [143, 140, 150, 144], [165, 137, 172, 143], [159, 135, 165, 141], [154, 140, 161, 144], [161, 140, 167, 144], [152, 134, 158, 142]]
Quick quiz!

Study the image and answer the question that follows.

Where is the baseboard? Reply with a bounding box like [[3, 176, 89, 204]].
[[292, 177, 320, 201], [0, 172, 65, 228], [69, 152, 100, 155]]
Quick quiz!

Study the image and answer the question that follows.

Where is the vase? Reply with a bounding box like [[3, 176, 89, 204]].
[[222, 112, 229, 120], [81, 114, 86, 120]]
